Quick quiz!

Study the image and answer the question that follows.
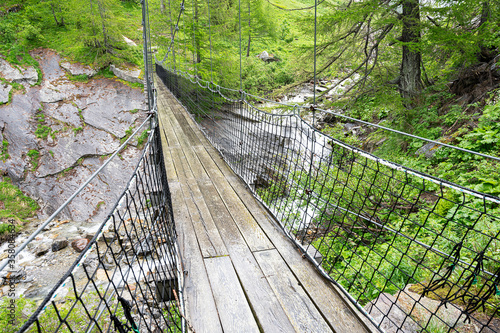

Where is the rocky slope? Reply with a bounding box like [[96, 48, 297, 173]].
[[0, 49, 148, 222]]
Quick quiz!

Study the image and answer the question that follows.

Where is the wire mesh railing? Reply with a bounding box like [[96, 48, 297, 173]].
[[157, 63, 500, 333], [6, 120, 183, 333]]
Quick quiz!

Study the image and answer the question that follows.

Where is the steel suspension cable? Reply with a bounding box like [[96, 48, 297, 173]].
[[238, 0, 243, 92], [192, 0, 197, 77], [207, 0, 214, 83], [182, 2, 188, 73], [312, 0, 318, 127]]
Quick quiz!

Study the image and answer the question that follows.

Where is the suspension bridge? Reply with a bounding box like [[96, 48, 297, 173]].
[[2, 0, 500, 332]]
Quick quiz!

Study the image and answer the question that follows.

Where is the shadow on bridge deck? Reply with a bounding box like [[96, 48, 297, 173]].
[[156, 76, 375, 333]]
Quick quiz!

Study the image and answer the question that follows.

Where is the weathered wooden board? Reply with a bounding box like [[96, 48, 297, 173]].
[[170, 147, 227, 258], [197, 181, 295, 333], [255, 249, 334, 332], [168, 183, 223, 333], [193, 146, 274, 252], [204, 256, 260, 333]]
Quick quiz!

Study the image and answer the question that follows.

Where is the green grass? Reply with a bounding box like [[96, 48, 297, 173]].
[[1, 140, 9, 161], [73, 126, 83, 135], [27, 149, 40, 170], [137, 129, 149, 147], [0, 177, 39, 222]]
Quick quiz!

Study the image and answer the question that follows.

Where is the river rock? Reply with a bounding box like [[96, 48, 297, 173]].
[[71, 238, 89, 253], [110, 64, 143, 84], [0, 82, 12, 104], [35, 243, 50, 257], [51, 238, 68, 252], [0, 266, 27, 284], [60, 61, 97, 77]]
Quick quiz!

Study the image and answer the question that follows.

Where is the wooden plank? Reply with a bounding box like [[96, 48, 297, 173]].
[[157, 103, 180, 147], [192, 146, 274, 252], [255, 249, 334, 333], [169, 182, 223, 333], [172, 110, 202, 147], [204, 256, 260, 333], [170, 147, 227, 258], [197, 181, 295, 333]]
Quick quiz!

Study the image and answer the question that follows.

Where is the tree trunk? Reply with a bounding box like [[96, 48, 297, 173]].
[[195, 0, 201, 63], [399, 0, 422, 108], [97, 0, 109, 52], [160, 0, 165, 14], [478, 1, 493, 61]]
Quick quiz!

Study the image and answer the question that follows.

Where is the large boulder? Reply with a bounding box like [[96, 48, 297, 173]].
[[257, 51, 279, 63], [110, 64, 143, 84], [0, 58, 37, 86], [60, 61, 97, 77]]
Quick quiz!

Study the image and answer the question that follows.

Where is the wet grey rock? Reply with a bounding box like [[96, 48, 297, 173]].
[[22, 147, 141, 222], [31, 49, 66, 82], [35, 243, 50, 257], [110, 64, 143, 84], [18, 67, 38, 86], [52, 238, 68, 252], [40, 81, 77, 103], [60, 61, 97, 77], [0, 49, 146, 222], [0, 82, 12, 104], [0, 58, 22, 81]]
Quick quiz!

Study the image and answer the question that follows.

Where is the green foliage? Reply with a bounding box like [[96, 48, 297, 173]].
[[1, 140, 9, 161], [73, 126, 83, 135], [137, 129, 149, 147], [68, 74, 89, 82], [27, 149, 40, 170], [0, 176, 39, 220], [0, 296, 37, 332], [121, 125, 134, 144]]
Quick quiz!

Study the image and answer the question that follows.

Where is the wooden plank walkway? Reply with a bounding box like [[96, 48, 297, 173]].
[[156, 76, 375, 333]]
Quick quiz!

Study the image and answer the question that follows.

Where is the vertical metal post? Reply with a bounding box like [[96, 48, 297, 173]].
[[141, 0, 155, 129]]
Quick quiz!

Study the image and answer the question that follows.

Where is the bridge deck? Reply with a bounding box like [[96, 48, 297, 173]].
[[156, 77, 374, 333]]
